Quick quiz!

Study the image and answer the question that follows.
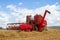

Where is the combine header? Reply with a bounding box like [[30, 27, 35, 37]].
[[7, 10, 51, 32]]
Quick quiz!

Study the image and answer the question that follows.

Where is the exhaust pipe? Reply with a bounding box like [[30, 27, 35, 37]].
[[45, 10, 51, 14]]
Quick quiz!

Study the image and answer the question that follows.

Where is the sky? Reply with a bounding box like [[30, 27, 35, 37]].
[[0, 0, 60, 28]]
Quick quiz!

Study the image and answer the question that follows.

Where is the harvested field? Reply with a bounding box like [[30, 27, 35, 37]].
[[0, 29, 60, 40]]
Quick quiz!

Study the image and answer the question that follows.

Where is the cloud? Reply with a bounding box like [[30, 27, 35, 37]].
[[0, 11, 11, 28], [6, 5, 17, 12], [19, 2, 23, 5]]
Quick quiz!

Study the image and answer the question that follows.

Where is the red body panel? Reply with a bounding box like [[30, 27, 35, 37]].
[[39, 20, 47, 28], [34, 14, 42, 24], [20, 23, 32, 32]]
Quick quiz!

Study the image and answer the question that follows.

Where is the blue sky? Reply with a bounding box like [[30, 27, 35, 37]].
[[0, 0, 59, 13], [0, 0, 60, 28], [0, 0, 60, 9]]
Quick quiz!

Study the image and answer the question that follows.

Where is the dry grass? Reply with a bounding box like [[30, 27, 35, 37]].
[[0, 29, 60, 40]]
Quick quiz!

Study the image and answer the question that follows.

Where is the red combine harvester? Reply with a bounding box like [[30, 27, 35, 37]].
[[7, 10, 51, 32]]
